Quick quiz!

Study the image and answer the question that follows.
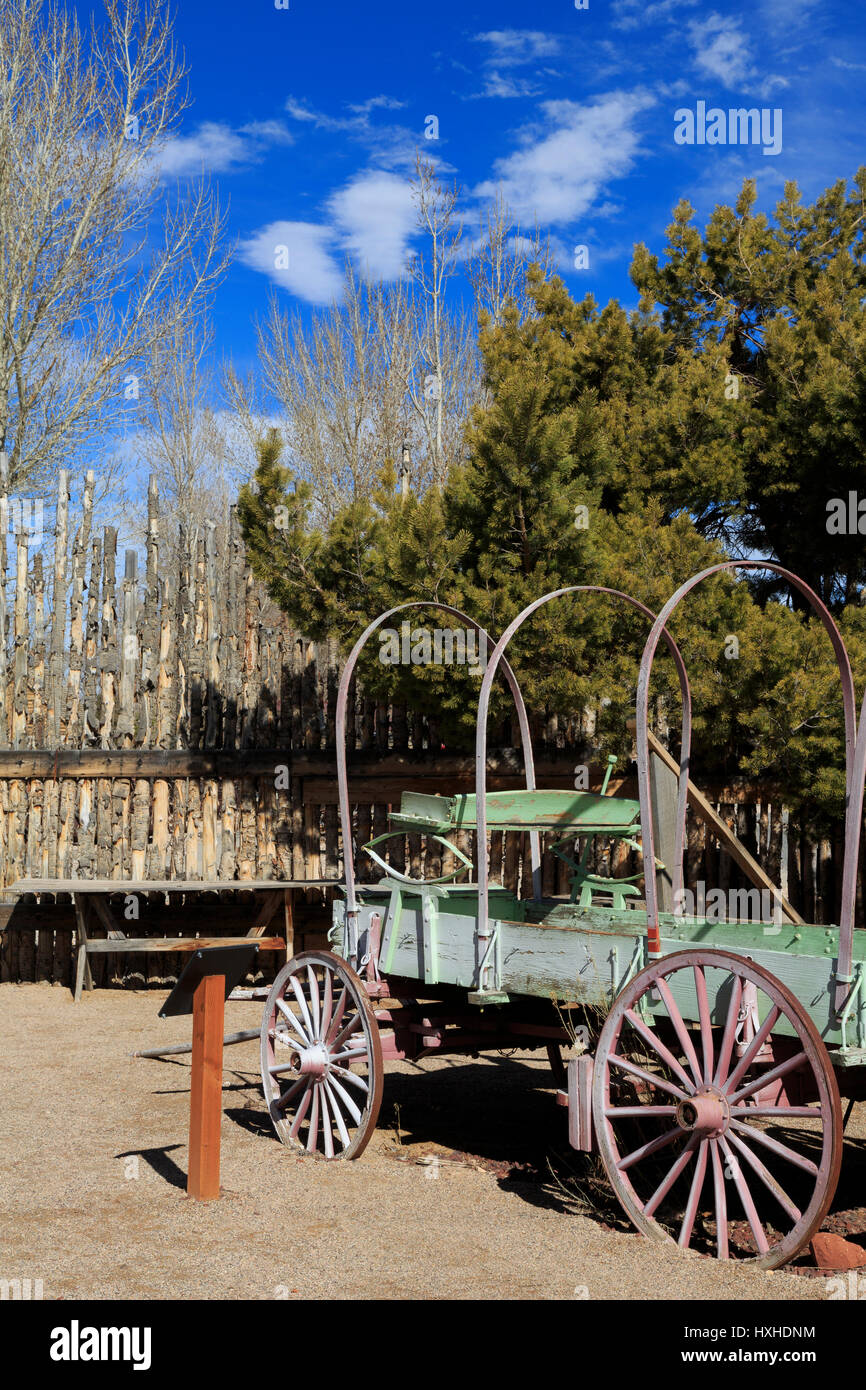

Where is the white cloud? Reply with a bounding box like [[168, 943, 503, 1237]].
[[474, 92, 654, 226], [688, 14, 755, 88], [327, 170, 416, 281], [471, 31, 561, 66], [238, 169, 417, 303], [237, 221, 343, 304], [156, 120, 293, 178]]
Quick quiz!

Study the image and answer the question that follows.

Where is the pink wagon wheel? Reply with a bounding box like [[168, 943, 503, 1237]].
[[592, 948, 842, 1269], [260, 950, 383, 1159]]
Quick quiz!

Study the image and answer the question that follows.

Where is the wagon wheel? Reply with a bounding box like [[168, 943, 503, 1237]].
[[261, 950, 383, 1159], [592, 948, 842, 1269]]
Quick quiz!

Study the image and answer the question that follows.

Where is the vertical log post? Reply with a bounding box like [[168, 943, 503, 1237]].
[[187, 973, 226, 1201]]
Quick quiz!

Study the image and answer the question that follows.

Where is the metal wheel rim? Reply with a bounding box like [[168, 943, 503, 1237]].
[[261, 949, 383, 1160], [592, 948, 842, 1269]]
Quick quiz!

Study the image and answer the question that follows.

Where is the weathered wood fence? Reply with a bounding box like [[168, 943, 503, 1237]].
[[0, 471, 860, 986]]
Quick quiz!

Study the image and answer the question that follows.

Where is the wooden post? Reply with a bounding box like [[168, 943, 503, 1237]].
[[649, 749, 678, 911], [187, 973, 225, 1201]]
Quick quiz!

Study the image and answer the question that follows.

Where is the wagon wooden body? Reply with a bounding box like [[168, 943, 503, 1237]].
[[259, 565, 866, 1269]]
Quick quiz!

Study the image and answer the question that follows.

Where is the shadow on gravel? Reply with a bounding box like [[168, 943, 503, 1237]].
[[114, 1144, 187, 1190]]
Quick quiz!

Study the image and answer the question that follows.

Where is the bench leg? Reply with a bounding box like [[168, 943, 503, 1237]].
[[74, 942, 89, 1003], [72, 895, 95, 1002]]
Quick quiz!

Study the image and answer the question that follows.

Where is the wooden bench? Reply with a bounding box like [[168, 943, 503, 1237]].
[[9, 878, 340, 1001]]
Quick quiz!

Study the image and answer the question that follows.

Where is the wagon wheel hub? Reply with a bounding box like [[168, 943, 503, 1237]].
[[297, 1042, 330, 1079], [675, 1087, 728, 1137]]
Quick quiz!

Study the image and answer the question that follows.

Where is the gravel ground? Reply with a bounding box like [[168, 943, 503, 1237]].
[[0, 981, 854, 1301]]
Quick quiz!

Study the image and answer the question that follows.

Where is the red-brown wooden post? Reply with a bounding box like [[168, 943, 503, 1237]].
[[187, 973, 225, 1200]]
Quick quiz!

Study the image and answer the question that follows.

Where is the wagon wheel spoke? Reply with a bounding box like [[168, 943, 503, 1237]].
[[592, 948, 842, 1269], [321, 967, 334, 1040], [307, 965, 321, 1040], [694, 965, 714, 1085], [289, 975, 316, 1044], [329, 1063, 370, 1091], [275, 1075, 307, 1111], [261, 949, 384, 1161], [604, 1106, 677, 1118], [288, 1081, 313, 1138], [727, 1050, 808, 1105], [678, 1138, 709, 1247], [331, 1044, 368, 1065], [622, 1008, 694, 1092], [332, 1012, 363, 1053], [325, 987, 349, 1045], [718, 1133, 769, 1255], [306, 1085, 321, 1154], [617, 1126, 682, 1172], [654, 976, 703, 1088], [728, 1117, 818, 1174], [729, 1105, 820, 1118], [724, 1004, 780, 1095], [726, 1129, 801, 1225], [326, 1072, 363, 1126], [606, 1052, 689, 1101], [318, 1082, 336, 1159], [644, 1136, 698, 1218], [710, 1137, 728, 1260], [712, 973, 743, 1088], [276, 997, 311, 1047], [323, 1079, 352, 1149]]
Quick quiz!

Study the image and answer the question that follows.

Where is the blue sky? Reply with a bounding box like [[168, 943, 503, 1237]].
[[81, 0, 866, 382]]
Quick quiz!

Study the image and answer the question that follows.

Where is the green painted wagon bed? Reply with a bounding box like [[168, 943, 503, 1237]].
[[254, 571, 866, 1270]]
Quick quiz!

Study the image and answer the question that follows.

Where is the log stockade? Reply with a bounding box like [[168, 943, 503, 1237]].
[[0, 471, 860, 987]]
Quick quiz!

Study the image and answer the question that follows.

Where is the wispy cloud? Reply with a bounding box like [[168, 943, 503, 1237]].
[[156, 120, 293, 178], [759, 0, 819, 30], [831, 56, 866, 73], [474, 91, 654, 225], [467, 29, 560, 99], [284, 95, 437, 172], [612, 0, 699, 31], [471, 30, 562, 65]]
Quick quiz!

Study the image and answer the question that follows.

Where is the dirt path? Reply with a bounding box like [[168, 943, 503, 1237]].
[[0, 982, 849, 1301]]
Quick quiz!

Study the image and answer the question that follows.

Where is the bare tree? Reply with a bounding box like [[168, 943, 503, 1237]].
[[0, 0, 229, 492], [406, 156, 476, 487], [467, 189, 552, 326], [252, 265, 417, 518], [134, 316, 243, 559]]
